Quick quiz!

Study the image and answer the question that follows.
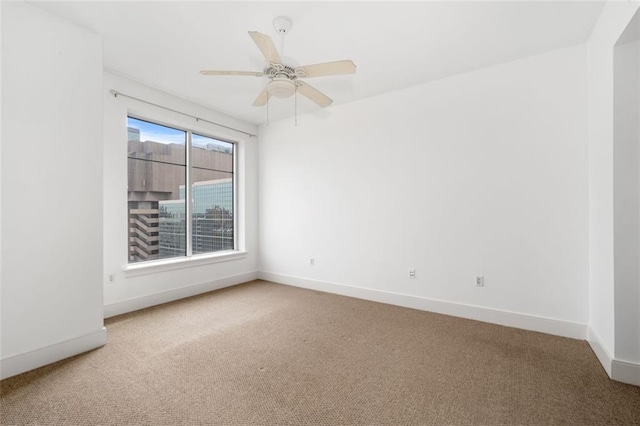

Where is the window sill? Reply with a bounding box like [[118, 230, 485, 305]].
[[124, 251, 247, 278]]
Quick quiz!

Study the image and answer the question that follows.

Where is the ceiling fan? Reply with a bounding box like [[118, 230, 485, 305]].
[[200, 16, 356, 109]]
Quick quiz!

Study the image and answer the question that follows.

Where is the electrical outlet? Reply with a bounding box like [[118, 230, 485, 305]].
[[476, 276, 484, 287], [310, 258, 315, 266], [408, 269, 416, 279]]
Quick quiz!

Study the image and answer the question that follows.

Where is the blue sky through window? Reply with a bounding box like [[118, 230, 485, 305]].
[[128, 117, 185, 145], [128, 117, 232, 151], [192, 133, 232, 152]]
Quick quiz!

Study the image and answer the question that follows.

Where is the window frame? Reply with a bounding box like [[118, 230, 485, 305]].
[[125, 113, 242, 272]]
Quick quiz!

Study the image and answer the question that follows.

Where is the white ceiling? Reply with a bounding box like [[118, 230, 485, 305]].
[[32, 1, 605, 125]]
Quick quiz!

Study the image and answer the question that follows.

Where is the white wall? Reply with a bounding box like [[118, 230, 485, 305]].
[[0, 0, 4, 366], [586, 2, 639, 384], [614, 38, 639, 365], [1, 2, 106, 379], [102, 73, 259, 317], [259, 44, 589, 338]]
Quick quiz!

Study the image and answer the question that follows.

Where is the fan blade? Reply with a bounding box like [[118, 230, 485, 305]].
[[200, 70, 264, 77], [248, 31, 281, 64], [252, 85, 270, 107], [297, 81, 333, 107], [296, 60, 356, 78]]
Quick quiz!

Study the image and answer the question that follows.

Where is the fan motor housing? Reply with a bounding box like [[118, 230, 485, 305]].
[[265, 62, 300, 79]]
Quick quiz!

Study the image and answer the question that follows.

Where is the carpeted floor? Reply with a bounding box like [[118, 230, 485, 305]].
[[1, 280, 639, 425]]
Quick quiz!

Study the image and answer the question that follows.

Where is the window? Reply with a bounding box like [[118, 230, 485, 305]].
[[127, 116, 235, 264]]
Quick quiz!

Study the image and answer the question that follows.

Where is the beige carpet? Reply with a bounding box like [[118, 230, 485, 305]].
[[1, 280, 639, 425]]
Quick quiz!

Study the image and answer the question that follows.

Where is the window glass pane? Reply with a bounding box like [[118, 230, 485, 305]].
[[192, 169, 234, 254], [191, 134, 234, 255], [127, 116, 187, 263], [127, 118, 235, 264], [192, 133, 233, 172], [128, 117, 186, 165]]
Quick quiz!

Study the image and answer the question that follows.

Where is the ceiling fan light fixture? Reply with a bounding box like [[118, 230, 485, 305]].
[[267, 78, 296, 98], [200, 19, 355, 111]]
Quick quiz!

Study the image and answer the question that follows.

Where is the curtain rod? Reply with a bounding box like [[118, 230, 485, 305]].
[[109, 90, 256, 138]]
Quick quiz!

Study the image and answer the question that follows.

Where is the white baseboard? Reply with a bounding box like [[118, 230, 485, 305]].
[[1, 327, 107, 380], [258, 272, 587, 340], [587, 327, 640, 386], [587, 326, 613, 377], [104, 271, 258, 318], [612, 359, 640, 387]]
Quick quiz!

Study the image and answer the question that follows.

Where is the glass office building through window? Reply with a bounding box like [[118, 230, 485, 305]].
[[127, 116, 235, 264]]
